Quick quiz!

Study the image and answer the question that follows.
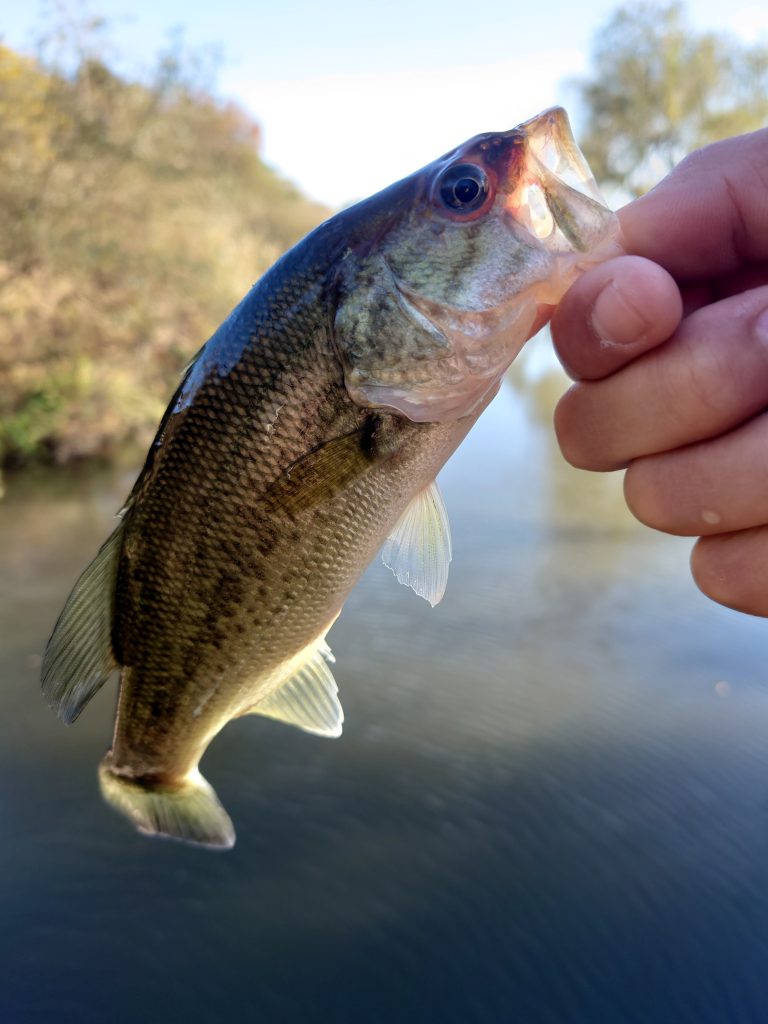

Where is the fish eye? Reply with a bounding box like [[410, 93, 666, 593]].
[[437, 163, 489, 213]]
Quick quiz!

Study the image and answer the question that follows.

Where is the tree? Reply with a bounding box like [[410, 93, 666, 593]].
[[0, 24, 328, 466], [575, 2, 768, 197]]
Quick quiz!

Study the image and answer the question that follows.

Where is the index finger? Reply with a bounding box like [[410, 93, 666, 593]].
[[619, 128, 768, 280]]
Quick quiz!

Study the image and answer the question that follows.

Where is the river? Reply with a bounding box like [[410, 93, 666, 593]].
[[2, 349, 768, 1023]]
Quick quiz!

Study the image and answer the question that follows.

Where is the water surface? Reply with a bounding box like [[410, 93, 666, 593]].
[[2, 360, 768, 1023]]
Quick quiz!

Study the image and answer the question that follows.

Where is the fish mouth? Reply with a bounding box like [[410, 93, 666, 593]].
[[519, 107, 607, 206], [336, 107, 621, 425], [502, 107, 616, 255]]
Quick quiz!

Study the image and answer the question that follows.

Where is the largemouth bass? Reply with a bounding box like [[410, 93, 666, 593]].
[[42, 108, 619, 849]]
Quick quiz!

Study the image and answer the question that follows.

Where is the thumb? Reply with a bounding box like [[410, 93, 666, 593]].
[[551, 255, 682, 381]]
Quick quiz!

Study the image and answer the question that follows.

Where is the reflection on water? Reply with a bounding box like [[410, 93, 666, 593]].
[[3, 361, 768, 1024]]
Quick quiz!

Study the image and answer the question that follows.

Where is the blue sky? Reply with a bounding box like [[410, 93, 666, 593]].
[[3, 0, 766, 206]]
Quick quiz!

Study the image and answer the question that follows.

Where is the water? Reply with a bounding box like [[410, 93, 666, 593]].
[[2, 362, 768, 1023]]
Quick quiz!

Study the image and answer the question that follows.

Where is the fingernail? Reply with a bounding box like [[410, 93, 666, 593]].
[[591, 281, 650, 346]]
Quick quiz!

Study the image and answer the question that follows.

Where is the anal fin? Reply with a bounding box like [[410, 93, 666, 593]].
[[250, 639, 343, 738]]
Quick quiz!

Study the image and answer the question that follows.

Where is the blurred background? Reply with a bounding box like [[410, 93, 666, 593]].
[[2, 3, 768, 1022], [1, 0, 767, 468]]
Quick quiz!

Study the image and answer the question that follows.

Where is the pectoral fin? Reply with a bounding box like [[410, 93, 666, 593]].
[[262, 427, 376, 514], [250, 640, 343, 738], [382, 480, 451, 607]]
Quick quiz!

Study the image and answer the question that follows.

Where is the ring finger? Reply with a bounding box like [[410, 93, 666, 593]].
[[624, 411, 768, 536]]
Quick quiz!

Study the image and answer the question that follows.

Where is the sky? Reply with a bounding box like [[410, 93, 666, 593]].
[[2, 0, 767, 207]]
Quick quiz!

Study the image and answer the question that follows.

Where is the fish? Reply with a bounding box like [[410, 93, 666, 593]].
[[42, 107, 619, 849]]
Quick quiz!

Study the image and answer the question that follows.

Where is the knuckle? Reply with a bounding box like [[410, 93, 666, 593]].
[[679, 340, 730, 420], [553, 388, 625, 471], [623, 455, 697, 536], [689, 537, 722, 600], [690, 532, 768, 617], [666, 307, 768, 431], [553, 388, 594, 469], [623, 459, 664, 529], [689, 535, 746, 613]]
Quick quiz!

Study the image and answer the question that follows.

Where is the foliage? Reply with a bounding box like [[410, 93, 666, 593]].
[[575, 2, 768, 197], [0, 32, 328, 465]]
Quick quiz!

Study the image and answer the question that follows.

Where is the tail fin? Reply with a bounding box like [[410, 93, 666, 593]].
[[98, 759, 235, 850]]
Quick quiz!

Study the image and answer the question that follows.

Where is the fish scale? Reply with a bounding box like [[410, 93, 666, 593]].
[[42, 108, 620, 847], [111, 254, 407, 772]]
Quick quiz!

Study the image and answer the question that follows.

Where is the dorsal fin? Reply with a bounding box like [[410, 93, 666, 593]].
[[381, 480, 452, 607], [41, 522, 123, 724], [250, 640, 343, 737]]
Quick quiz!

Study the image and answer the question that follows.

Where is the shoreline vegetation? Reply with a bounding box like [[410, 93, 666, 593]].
[[4, 3, 765, 491], [0, 33, 328, 478]]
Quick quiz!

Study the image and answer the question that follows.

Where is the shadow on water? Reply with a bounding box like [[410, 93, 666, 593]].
[[2, 359, 768, 1023]]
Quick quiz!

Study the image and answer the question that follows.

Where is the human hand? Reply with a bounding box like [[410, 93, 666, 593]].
[[550, 129, 768, 615]]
